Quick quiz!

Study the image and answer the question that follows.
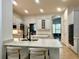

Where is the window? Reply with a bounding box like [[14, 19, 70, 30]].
[[42, 20, 45, 29], [34, 24, 36, 31], [29, 23, 36, 35], [53, 24, 61, 33], [52, 17, 61, 39]]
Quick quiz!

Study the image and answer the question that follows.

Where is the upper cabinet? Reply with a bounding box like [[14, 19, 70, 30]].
[[74, 11, 79, 37], [68, 9, 79, 37], [69, 10, 79, 37]]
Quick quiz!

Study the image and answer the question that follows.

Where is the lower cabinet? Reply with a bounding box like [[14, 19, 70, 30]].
[[77, 39, 79, 55], [73, 39, 79, 55], [74, 39, 77, 53], [69, 38, 79, 54]]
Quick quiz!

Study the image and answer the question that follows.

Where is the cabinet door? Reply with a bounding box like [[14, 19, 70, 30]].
[[77, 39, 79, 55], [74, 39, 77, 53]]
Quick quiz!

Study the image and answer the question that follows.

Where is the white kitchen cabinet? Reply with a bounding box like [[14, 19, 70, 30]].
[[73, 38, 79, 55], [77, 39, 79, 55], [74, 39, 77, 53]]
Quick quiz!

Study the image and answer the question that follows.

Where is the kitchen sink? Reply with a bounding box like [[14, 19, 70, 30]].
[[21, 38, 38, 41]]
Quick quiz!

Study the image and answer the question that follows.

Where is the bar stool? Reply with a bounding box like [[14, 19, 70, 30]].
[[29, 48, 48, 59], [6, 47, 21, 59]]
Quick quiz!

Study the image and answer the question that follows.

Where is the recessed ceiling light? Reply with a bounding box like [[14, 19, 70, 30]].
[[57, 8, 62, 12], [13, 0, 18, 6], [62, 0, 67, 2], [40, 9, 44, 13], [24, 10, 29, 14], [35, 0, 40, 4]]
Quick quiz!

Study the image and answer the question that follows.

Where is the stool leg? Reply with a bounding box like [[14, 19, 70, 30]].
[[28, 53, 30, 59], [28, 50, 30, 59], [6, 48, 8, 59], [18, 49, 21, 59], [44, 51, 46, 59], [48, 50, 50, 59], [48, 50, 49, 56]]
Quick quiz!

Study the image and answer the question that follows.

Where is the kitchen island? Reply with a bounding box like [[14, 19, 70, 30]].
[[4, 39, 62, 59]]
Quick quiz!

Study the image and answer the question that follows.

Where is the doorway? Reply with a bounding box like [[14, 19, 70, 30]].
[[29, 23, 36, 35]]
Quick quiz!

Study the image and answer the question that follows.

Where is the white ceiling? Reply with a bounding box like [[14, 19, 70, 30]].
[[13, 0, 79, 16]]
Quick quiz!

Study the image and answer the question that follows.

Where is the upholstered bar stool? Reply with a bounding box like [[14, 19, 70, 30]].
[[29, 35, 49, 59], [29, 48, 48, 59], [6, 47, 22, 59]]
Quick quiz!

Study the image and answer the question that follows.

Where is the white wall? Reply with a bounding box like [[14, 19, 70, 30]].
[[73, 10, 79, 53], [67, 9, 79, 53], [0, 0, 2, 59], [74, 11, 79, 37], [61, 9, 69, 46], [2, 0, 13, 41], [13, 13, 24, 29], [0, 0, 13, 59], [62, 8, 79, 54], [61, 8, 74, 47], [67, 8, 75, 52], [68, 9, 74, 24], [24, 15, 53, 38]]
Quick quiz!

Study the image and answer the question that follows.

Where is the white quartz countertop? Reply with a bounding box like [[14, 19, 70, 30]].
[[3, 39, 62, 48]]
